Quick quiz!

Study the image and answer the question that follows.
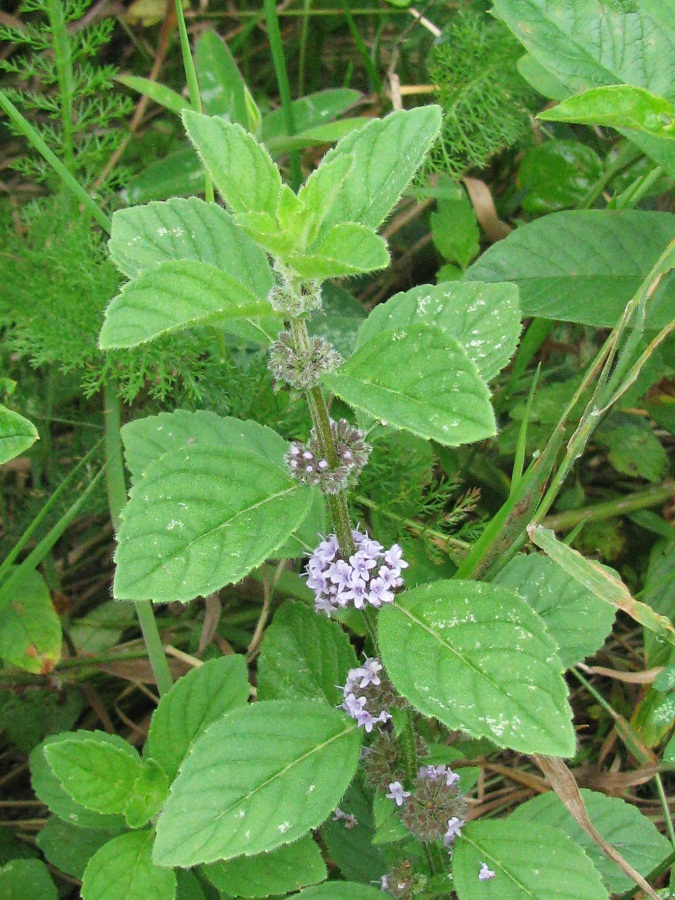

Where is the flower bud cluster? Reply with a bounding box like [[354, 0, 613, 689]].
[[268, 262, 322, 317], [379, 860, 428, 899], [286, 419, 371, 495], [389, 764, 466, 851], [268, 330, 343, 391], [306, 529, 407, 615], [341, 658, 392, 733]]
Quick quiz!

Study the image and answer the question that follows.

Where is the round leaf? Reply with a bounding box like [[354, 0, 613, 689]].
[[82, 831, 176, 900]]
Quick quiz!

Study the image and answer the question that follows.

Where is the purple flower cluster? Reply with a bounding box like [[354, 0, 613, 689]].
[[341, 658, 392, 733], [286, 419, 371, 495], [306, 529, 407, 616], [418, 763, 461, 787], [268, 330, 342, 391]]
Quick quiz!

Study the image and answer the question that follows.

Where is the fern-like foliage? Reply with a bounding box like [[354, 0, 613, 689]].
[[0, 0, 132, 193], [426, 8, 534, 177]]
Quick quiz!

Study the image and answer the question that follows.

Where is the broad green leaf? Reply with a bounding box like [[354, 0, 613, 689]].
[[317, 106, 443, 232], [493, 0, 675, 177], [121, 410, 288, 485], [595, 412, 668, 483], [355, 281, 520, 382], [70, 602, 136, 654], [296, 885, 383, 899], [176, 871, 206, 900], [517, 54, 568, 101], [36, 817, 120, 879], [122, 148, 204, 205], [289, 224, 390, 279], [465, 211, 675, 328], [378, 580, 575, 756], [0, 404, 38, 464], [257, 600, 358, 705], [153, 701, 361, 866], [147, 655, 250, 782], [320, 779, 386, 884], [493, 0, 674, 101], [0, 567, 61, 674], [262, 89, 362, 142], [124, 760, 170, 828], [276, 488, 326, 559], [99, 259, 278, 349], [183, 111, 282, 218], [453, 819, 608, 900], [108, 198, 273, 294], [44, 733, 142, 817], [30, 734, 127, 830], [291, 155, 354, 246], [116, 75, 189, 115], [323, 325, 496, 447], [529, 525, 675, 652], [0, 859, 57, 900], [510, 789, 672, 894], [82, 831, 176, 900], [202, 836, 327, 897], [518, 140, 603, 215], [494, 554, 615, 667], [540, 86, 675, 139], [113, 445, 313, 602], [195, 29, 260, 131], [308, 283, 366, 358]]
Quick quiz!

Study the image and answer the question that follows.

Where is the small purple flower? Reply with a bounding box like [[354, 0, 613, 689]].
[[368, 577, 395, 607], [380, 875, 389, 891], [343, 576, 368, 609], [352, 657, 382, 688], [478, 862, 495, 881], [386, 781, 411, 807], [383, 544, 408, 574], [349, 550, 378, 580], [342, 692, 367, 718], [419, 763, 460, 787], [443, 816, 464, 846], [332, 807, 358, 829]]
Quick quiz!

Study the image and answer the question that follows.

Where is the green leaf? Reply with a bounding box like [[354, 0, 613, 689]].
[[320, 779, 386, 884], [540, 86, 675, 138], [113, 445, 313, 603], [465, 211, 675, 328], [195, 29, 260, 131], [44, 732, 143, 817], [517, 54, 568, 101], [510, 789, 672, 894], [121, 410, 288, 485], [261, 89, 362, 142], [147, 655, 250, 782], [257, 600, 358, 705], [643, 540, 675, 666], [202, 836, 327, 897], [176, 871, 206, 900], [529, 525, 675, 653], [289, 223, 390, 279], [494, 554, 615, 668], [82, 831, 176, 900], [30, 734, 127, 830], [99, 259, 277, 350], [116, 75, 189, 115], [595, 412, 668, 483], [517, 140, 603, 215], [0, 404, 38, 464], [316, 106, 443, 232], [122, 148, 204, 205], [0, 860, 57, 900], [378, 580, 575, 756], [108, 197, 273, 291], [308, 283, 366, 358], [323, 325, 496, 447], [36, 817, 120, 880], [291, 155, 354, 246], [153, 700, 361, 867], [0, 567, 61, 674], [493, 0, 674, 100], [430, 182, 480, 270], [266, 119, 367, 155], [493, 0, 675, 177], [183, 111, 282, 219], [355, 281, 520, 383], [295, 885, 383, 899], [453, 819, 608, 900], [124, 760, 170, 828]]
